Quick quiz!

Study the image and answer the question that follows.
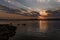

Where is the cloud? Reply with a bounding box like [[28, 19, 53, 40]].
[[4, 0, 29, 9], [1, 0, 60, 10], [21, 0, 60, 10], [57, 0, 60, 2]]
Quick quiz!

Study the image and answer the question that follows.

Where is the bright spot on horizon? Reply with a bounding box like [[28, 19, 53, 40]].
[[40, 10, 48, 16]]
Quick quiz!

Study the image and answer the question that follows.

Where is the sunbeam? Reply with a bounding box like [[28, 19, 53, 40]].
[[4, 0, 30, 10]]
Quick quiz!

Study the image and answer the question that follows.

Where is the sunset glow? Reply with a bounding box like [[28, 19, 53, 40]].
[[40, 21, 48, 32], [39, 10, 48, 32], [39, 16, 48, 32], [40, 10, 48, 16]]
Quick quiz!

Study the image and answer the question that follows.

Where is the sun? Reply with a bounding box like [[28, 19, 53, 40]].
[[40, 10, 48, 16]]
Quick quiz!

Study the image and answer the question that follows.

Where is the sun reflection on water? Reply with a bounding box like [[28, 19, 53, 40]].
[[39, 10, 48, 32]]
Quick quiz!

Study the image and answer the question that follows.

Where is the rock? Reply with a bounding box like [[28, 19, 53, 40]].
[[0, 24, 17, 40]]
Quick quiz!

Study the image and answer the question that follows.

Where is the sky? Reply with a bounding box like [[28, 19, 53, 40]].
[[17, 0, 60, 10], [0, 0, 60, 10]]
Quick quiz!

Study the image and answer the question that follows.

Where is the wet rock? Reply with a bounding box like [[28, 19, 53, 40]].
[[0, 24, 17, 40]]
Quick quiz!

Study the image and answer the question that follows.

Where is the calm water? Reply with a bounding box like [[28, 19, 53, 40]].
[[6, 20, 60, 40]]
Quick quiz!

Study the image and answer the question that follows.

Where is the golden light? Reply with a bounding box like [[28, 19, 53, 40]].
[[38, 10, 48, 32], [40, 10, 48, 16], [38, 15, 48, 32], [40, 21, 48, 32], [35, 8, 48, 16]]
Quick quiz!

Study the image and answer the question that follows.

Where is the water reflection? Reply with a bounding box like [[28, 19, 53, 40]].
[[40, 20, 48, 32]]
